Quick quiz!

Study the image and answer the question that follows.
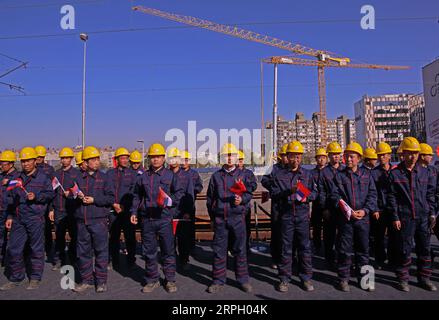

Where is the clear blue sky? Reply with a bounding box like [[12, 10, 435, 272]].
[[0, 0, 438, 150]]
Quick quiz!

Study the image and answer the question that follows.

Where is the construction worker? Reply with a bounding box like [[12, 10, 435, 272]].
[[310, 147, 328, 251], [206, 143, 253, 293], [0, 150, 20, 267], [49, 147, 80, 270], [166, 147, 195, 270], [363, 148, 378, 170], [329, 142, 377, 292], [387, 138, 437, 292], [261, 143, 288, 269], [270, 141, 317, 293], [131, 143, 184, 293], [0, 147, 54, 291], [107, 147, 137, 269], [181, 150, 203, 263], [75, 151, 87, 172], [370, 142, 394, 269], [35, 145, 56, 264], [236, 150, 257, 253], [72, 146, 115, 293], [318, 141, 344, 269], [130, 150, 144, 174]]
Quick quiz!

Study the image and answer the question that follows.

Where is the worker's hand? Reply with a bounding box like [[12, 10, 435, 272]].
[[49, 210, 55, 222], [429, 215, 436, 230], [77, 191, 85, 200], [372, 212, 380, 220], [352, 210, 366, 220], [5, 219, 12, 230], [2, 179, 8, 186], [322, 209, 330, 221], [234, 195, 242, 206], [393, 220, 401, 231], [130, 215, 138, 225], [27, 192, 36, 201], [83, 196, 94, 205], [113, 203, 122, 214], [183, 213, 191, 220]]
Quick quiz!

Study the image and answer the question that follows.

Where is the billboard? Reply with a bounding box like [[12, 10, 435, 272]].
[[422, 58, 439, 155]]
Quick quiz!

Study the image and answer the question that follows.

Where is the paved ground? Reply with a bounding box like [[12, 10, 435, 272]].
[[0, 240, 438, 300]]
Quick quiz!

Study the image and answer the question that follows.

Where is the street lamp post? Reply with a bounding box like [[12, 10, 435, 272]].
[[137, 140, 145, 168], [80, 33, 88, 148]]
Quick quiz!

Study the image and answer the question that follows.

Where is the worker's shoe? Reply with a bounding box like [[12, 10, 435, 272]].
[[73, 283, 94, 293], [0, 280, 24, 291], [302, 280, 314, 292], [419, 280, 437, 292], [165, 281, 177, 293], [277, 281, 289, 293], [142, 281, 160, 293], [26, 280, 41, 290], [337, 280, 350, 292], [96, 283, 108, 293], [397, 281, 410, 292], [240, 283, 253, 293], [207, 284, 224, 294]]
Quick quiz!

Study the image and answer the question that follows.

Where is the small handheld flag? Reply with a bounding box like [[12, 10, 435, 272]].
[[295, 181, 311, 202], [52, 177, 66, 192], [229, 179, 247, 197], [69, 182, 82, 199], [157, 187, 172, 208], [6, 179, 23, 191], [339, 199, 354, 221]]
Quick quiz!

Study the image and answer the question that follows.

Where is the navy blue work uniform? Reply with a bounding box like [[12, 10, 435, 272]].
[[271, 166, 317, 283], [37, 162, 55, 262], [370, 164, 393, 266], [261, 163, 284, 265], [310, 166, 325, 250], [6, 168, 54, 282], [318, 164, 344, 264], [107, 166, 137, 266], [387, 163, 437, 283], [74, 170, 114, 286], [0, 168, 20, 265], [329, 166, 377, 281], [52, 166, 80, 266], [132, 166, 184, 285], [206, 166, 253, 286]]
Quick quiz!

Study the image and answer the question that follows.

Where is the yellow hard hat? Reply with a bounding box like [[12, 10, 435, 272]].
[[148, 143, 166, 156], [363, 147, 378, 160], [34, 145, 47, 157], [59, 147, 74, 158], [279, 144, 288, 156], [286, 141, 304, 154], [315, 147, 328, 157], [420, 143, 434, 156], [75, 152, 84, 165], [0, 150, 17, 162], [238, 150, 245, 160], [82, 146, 101, 160], [167, 147, 181, 158], [344, 142, 363, 156], [220, 143, 239, 155], [326, 141, 342, 154], [376, 142, 392, 155], [182, 150, 191, 159], [129, 150, 142, 163], [19, 147, 38, 161], [115, 147, 130, 158], [400, 137, 421, 152]]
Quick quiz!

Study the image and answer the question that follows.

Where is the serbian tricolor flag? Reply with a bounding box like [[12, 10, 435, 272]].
[[6, 179, 23, 191], [69, 182, 82, 199], [339, 199, 354, 221], [157, 187, 172, 208], [295, 181, 311, 202], [52, 177, 62, 191], [229, 179, 247, 197]]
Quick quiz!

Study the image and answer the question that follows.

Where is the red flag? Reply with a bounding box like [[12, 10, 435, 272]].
[[157, 187, 172, 208], [69, 182, 82, 199], [295, 181, 311, 202], [229, 179, 247, 197]]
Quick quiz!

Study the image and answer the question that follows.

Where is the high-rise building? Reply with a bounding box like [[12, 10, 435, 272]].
[[409, 93, 426, 142]]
